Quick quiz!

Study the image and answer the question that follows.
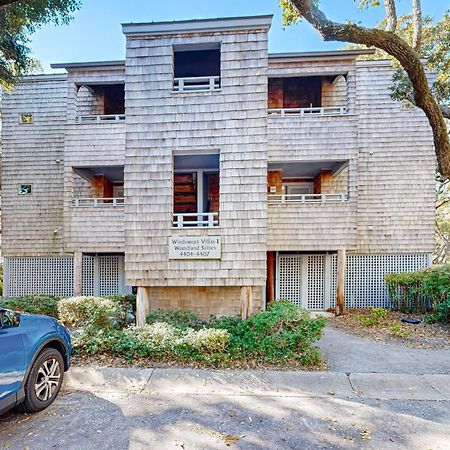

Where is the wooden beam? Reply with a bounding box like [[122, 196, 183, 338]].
[[266, 251, 275, 303], [240, 286, 252, 320], [73, 251, 83, 297], [136, 287, 150, 327], [336, 248, 346, 316]]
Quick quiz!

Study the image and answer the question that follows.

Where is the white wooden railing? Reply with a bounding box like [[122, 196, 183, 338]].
[[75, 114, 126, 123], [268, 106, 347, 117], [173, 76, 220, 93], [268, 193, 347, 204], [173, 212, 219, 228], [73, 197, 125, 207]]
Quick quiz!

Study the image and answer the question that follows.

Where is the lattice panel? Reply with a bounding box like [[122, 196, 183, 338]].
[[330, 253, 430, 308], [99, 256, 121, 295], [278, 255, 303, 306], [307, 255, 325, 310], [82, 256, 95, 296], [5, 257, 74, 297]]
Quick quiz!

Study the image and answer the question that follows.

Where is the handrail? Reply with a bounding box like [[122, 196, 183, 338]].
[[173, 76, 220, 93], [268, 106, 347, 117], [173, 212, 219, 228], [75, 114, 126, 123], [268, 193, 347, 204], [73, 197, 125, 207]]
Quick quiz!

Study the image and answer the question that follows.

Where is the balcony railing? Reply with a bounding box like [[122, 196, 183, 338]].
[[173, 212, 219, 228], [173, 76, 220, 93], [73, 197, 125, 207], [75, 114, 126, 123], [268, 106, 347, 117], [268, 193, 347, 204]]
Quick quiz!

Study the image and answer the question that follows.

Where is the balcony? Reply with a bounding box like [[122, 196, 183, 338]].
[[173, 76, 221, 93], [268, 193, 347, 204], [173, 212, 219, 228], [73, 197, 125, 207], [75, 114, 125, 123], [268, 106, 347, 117]]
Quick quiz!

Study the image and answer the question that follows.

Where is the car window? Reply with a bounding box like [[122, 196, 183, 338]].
[[1, 310, 20, 328]]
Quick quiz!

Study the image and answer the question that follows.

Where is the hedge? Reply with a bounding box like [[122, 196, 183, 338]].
[[385, 264, 450, 312]]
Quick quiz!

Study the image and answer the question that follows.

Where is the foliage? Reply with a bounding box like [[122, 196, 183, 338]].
[[0, 0, 81, 88], [389, 323, 412, 338], [58, 296, 129, 330], [436, 179, 450, 264], [146, 308, 203, 330], [0, 264, 3, 296], [356, 307, 389, 326], [385, 264, 450, 312], [73, 301, 326, 368], [424, 298, 450, 324], [0, 294, 60, 317]]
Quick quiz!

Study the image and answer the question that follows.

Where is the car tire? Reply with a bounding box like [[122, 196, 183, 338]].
[[19, 348, 64, 413]]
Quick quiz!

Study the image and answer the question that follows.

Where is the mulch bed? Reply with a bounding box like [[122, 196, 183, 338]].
[[328, 308, 450, 349]]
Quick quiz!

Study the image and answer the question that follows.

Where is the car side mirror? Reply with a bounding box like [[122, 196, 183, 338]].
[[0, 309, 21, 329]]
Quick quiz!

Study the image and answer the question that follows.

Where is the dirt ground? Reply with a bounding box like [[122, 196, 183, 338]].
[[327, 308, 450, 349]]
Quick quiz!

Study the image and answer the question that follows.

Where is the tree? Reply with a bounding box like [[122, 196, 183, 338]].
[[279, 0, 450, 179], [0, 0, 80, 89]]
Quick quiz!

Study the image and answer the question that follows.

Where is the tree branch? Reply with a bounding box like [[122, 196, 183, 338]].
[[404, 92, 450, 119], [412, 0, 422, 52], [290, 0, 450, 179], [384, 0, 397, 32]]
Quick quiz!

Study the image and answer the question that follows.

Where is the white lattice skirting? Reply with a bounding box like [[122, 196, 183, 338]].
[[3, 255, 128, 297], [277, 253, 432, 310]]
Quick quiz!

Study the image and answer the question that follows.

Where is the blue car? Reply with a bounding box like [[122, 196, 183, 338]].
[[0, 307, 71, 415]]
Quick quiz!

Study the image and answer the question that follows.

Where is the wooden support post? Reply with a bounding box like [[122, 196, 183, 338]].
[[336, 248, 346, 316], [136, 287, 150, 327], [73, 251, 83, 297], [240, 286, 253, 320], [266, 252, 275, 303]]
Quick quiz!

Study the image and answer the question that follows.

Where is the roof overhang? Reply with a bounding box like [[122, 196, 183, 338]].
[[51, 60, 125, 71], [269, 49, 375, 62], [122, 15, 273, 36]]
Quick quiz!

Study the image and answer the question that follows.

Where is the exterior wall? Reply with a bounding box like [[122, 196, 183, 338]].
[[1, 76, 67, 257], [267, 203, 356, 251], [355, 61, 435, 253], [145, 286, 262, 319], [124, 27, 269, 288]]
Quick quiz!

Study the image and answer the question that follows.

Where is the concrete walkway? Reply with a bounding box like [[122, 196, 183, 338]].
[[1, 366, 450, 449], [319, 327, 450, 374]]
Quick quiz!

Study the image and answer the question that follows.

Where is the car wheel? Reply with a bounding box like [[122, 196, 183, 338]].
[[20, 348, 64, 413]]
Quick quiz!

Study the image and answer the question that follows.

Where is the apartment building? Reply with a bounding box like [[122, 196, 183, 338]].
[[1, 16, 435, 320]]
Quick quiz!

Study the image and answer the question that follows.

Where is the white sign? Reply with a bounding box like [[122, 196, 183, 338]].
[[169, 236, 222, 260]]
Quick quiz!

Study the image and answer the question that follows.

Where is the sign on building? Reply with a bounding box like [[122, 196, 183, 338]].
[[169, 236, 221, 260]]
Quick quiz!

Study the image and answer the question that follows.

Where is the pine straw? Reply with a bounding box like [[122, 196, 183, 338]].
[[328, 308, 450, 349]]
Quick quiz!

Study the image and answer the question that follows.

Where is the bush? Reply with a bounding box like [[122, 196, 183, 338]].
[[425, 298, 450, 324], [210, 300, 326, 366], [0, 295, 60, 318], [385, 264, 450, 312], [72, 300, 325, 368], [146, 309, 202, 330], [58, 296, 128, 329]]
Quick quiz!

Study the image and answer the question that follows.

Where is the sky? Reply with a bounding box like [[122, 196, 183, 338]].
[[30, 0, 449, 73]]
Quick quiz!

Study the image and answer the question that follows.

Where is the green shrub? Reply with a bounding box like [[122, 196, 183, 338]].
[[385, 264, 450, 312], [425, 298, 450, 324], [58, 296, 128, 329], [0, 295, 60, 317], [72, 300, 325, 368], [356, 307, 389, 326], [146, 309, 202, 330], [210, 300, 326, 366]]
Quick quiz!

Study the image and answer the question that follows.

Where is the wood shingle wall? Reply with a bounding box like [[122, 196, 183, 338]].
[[2, 76, 67, 257], [124, 27, 269, 288]]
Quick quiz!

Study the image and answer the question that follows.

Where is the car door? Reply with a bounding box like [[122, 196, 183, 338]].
[[0, 310, 26, 408]]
